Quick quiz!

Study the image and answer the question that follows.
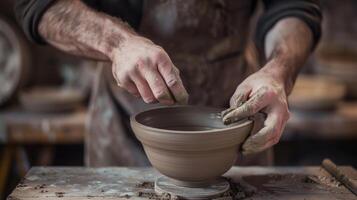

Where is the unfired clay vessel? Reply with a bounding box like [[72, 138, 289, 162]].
[[131, 106, 253, 187]]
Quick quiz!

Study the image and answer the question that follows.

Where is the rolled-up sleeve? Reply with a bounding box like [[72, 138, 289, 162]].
[[14, 0, 56, 44], [255, 0, 322, 51]]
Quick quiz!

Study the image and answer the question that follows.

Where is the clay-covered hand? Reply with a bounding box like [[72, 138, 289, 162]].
[[221, 68, 290, 155], [110, 35, 188, 104]]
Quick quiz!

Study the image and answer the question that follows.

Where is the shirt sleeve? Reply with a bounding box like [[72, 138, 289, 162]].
[[14, 0, 143, 44], [255, 0, 322, 51], [14, 0, 56, 44]]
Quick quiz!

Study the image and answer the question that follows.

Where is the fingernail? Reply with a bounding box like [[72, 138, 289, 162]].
[[176, 93, 189, 105], [224, 118, 231, 125], [144, 98, 155, 103]]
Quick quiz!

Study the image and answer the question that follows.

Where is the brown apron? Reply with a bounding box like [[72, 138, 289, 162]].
[[85, 0, 272, 167]]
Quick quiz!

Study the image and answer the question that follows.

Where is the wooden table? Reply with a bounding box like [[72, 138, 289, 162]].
[[7, 166, 357, 200]]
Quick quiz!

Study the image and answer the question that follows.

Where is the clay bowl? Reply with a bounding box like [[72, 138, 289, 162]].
[[131, 106, 253, 187]]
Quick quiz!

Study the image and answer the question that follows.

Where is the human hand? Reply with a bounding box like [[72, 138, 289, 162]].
[[221, 66, 290, 155], [110, 36, 188, 104]]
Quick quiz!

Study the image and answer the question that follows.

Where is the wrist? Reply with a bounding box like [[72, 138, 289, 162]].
[[261, 58, 295, 94], [100, 17, 137, 60]]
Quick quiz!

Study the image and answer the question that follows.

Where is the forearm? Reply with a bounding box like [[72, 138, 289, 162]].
[[38, 0, 137, 61], [263, 17, 313, 94]]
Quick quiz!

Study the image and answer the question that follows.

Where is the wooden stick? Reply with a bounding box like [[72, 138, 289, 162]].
[[322, 158, 357, 196], [0, 145, 14, 196]]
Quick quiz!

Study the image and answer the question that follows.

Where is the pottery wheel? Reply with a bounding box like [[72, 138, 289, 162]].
[[155, 176, 230, 199]]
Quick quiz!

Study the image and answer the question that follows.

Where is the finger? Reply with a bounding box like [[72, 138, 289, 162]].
[[242, 111, 284, 155], [112, 66, 140, 98], [221, 91, 250, 118], [229, 87, 251, 108], [223, 87, 271, 125], [120, 79, 140, 98], [157, 57, 189, 104], [221, 107, 235, 119], [130, 71, 156, 103], [139, 60, 174, 105]]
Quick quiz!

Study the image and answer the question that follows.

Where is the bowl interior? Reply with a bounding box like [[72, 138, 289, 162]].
[[135, 106, 246, 132]]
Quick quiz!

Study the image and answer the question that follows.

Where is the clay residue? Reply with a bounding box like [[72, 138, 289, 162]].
[[55, 192, 65, 198], [137, 191, 179, 200], [16, 178, 28, 188], [33, 184, 46, 190], [135, 181, 155, 189], [135, 181, 178, 200], [240, 173, 351, 199], [304, 175, 342, 187], [215, 178, 255, 200], [6, 196, 21, 200]]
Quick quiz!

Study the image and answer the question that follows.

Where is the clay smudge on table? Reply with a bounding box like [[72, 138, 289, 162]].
[[134, 181, 176, 200], [55, 191, 65, 197], [304, 174, 342, 187], [135, 181, 155, 188], [241, 173, 347, 199]]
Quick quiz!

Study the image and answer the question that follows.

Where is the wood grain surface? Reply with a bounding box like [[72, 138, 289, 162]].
[[7, 166, 357, 200]]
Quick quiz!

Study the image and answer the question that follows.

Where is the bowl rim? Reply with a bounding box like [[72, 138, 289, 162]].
[[130, 105, 253, 135]]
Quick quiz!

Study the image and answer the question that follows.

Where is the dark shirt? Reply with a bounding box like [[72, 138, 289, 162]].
[[14, 0, 322, 49]]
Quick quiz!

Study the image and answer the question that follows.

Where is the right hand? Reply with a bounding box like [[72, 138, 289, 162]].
[[110, 36, 189, 105]]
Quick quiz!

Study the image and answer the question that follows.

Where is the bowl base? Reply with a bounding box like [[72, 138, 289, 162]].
[[155, 176, 230, 199]]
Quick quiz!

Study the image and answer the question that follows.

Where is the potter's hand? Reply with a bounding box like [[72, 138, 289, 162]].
[[111, 36, 188, 104], [222, 17, 316, 155], [221, 67, 290, 155]]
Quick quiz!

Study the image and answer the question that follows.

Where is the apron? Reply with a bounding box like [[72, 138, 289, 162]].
[[85, 0, 272, 167]]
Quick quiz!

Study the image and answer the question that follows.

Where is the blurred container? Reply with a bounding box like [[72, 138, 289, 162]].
[[289, 75, 346, 111], [315, 46, 357, 99], [19, 87, 85, 113], [0, 16, 31, 106], [287, 102, 357, 138]]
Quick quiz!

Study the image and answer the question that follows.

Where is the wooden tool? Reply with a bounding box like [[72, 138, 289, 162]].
[[322, 159, 357, 196]]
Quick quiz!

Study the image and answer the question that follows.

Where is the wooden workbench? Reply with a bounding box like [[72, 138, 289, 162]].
[[7, 166, 357, 200]]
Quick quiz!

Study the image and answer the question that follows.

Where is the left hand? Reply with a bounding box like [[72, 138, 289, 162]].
[[221, 66, 290, 155]]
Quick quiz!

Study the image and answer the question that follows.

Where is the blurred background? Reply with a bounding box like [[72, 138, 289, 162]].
[[0, 0, 356, 199]]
